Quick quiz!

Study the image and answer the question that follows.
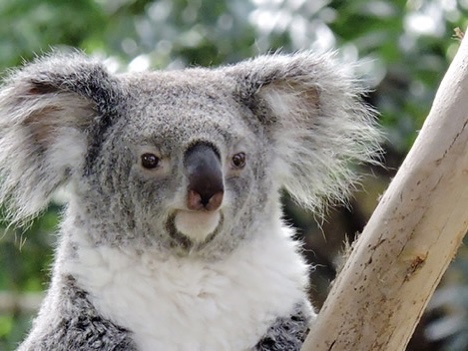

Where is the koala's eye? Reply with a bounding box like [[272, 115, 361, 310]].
[[141, 153, 160, 169], [231, 152, 246, 169]]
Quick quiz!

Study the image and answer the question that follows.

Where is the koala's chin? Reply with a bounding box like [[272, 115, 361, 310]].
[[164, 209, 225, 250], [174, 209, 222, 242]]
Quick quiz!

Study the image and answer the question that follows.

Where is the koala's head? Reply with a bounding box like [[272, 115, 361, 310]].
[[0, 51, 380, 257]]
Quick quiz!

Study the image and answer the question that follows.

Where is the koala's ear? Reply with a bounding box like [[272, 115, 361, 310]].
[[0, 52, 119, 223], [227, 52, 382, 211]]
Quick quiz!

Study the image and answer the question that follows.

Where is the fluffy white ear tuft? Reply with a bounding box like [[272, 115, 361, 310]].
[[0, 52, 116, 224], [228, 52, 382, 211]]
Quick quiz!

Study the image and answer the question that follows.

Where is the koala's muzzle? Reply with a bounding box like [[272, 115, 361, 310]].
[[184, 144, 224, 211]]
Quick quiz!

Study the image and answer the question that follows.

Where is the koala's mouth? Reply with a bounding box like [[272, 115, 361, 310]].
[[165, 210, 223, 250]]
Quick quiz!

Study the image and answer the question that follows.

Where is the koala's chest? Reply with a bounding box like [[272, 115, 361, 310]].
[[68, 234, 307, 351]]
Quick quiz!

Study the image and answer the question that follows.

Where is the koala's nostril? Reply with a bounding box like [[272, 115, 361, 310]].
[[184, 143, 224, 211], [207, 191, 224, 211]]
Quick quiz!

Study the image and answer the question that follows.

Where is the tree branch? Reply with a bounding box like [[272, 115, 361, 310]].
[[301, 31, 468, 351]]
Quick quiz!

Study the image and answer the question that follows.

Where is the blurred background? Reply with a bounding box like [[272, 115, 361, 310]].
[[0, 0, 467, 350]]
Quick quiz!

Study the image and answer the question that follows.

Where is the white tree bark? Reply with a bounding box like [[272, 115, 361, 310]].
[[301, 33, 468, 350]]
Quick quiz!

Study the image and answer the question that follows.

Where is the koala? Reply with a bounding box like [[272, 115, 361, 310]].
[[0, 51, 380, 351]]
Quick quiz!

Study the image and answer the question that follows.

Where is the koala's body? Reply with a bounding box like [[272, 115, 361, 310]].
[[0, 51, 380, 351]]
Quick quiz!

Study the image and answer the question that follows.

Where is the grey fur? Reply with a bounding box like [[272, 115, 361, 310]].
[[0, 51, 381, 350], [18, 275, 137, 351], [254, 303, 311, 351]]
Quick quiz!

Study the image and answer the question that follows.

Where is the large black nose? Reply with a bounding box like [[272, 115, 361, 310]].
[[184, 143, 224, 211]]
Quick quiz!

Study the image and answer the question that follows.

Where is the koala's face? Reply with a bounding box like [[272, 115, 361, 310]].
[[0, 52, 380, 257], [83, 71, 273, 255]]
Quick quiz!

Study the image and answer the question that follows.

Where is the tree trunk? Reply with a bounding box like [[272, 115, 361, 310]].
[[301, 32, 468, 351]]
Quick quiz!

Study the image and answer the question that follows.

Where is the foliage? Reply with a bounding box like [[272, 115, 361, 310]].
[[0, 0, 467, 350]]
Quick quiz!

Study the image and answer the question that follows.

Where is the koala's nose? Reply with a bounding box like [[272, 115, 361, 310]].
[[184, 144, 224, 211]]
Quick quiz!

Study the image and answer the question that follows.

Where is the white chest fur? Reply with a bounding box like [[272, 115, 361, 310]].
[[64, 226, 309, 351]]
